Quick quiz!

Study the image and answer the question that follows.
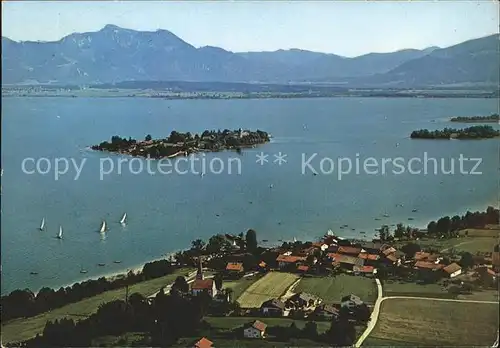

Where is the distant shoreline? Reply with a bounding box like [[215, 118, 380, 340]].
[[2, 91, 499, 100]]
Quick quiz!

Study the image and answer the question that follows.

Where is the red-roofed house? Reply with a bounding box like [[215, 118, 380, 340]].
[[191, 279, 217, 298], [338, 246, 362, 256], [353, 265, 375, 276], [297, 265, 310, 273], [192, 337, 213, 348], [244, 320, 267, 338], [226, 262, 244, 272], [276, 255, 306, 269], [358, 253, 380, 261]]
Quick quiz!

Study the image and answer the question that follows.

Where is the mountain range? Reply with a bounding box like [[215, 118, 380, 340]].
[[2, 24, 499, 87]]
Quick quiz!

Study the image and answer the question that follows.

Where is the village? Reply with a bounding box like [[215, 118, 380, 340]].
[[2, 209, 498, 347], [177, 216, 500, 348]]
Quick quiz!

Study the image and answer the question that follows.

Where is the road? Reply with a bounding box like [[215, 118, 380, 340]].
[[355, 279, 499, 347], [354, 278, 382, 347]]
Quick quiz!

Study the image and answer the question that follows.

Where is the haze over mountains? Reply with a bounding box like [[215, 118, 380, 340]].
[[2, 24, 499, 87]]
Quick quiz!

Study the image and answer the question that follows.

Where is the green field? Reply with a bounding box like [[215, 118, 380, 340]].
[[1, 269, 192, 344], [459, 227, 500, 238], [237, 272, 299, 308], [205, 316, 330, 333], [92, 332, 148, 347], [382, 280, 453, 299], [295, 274, 377, 304], [364, 298, 499, 346], [223, 276, 262, 302], [395, 235, 498, 253]]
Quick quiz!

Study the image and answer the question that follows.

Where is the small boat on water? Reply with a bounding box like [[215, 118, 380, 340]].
[[98, 263, 106, 267], [408, 217, 415, 220], [56, 226, 63, 239], [359, 231, 366, 234], [374, 218, 381, 221], [262, 239, 269, 242], [39, 218, 45, 231], [80, 267, 88, 274], [342, 224, 348, 227], [340, 226, 345, 229], [30, 271, 38, 275], [120, 213, 127, 225], [351, 228, 355, 231], [383, 214, 389, 217], [412, 209, 418, 212], [100, 220, 107, 233], [114, 260, 122, 264]]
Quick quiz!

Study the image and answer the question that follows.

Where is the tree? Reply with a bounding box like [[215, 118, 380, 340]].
[[378, 225, 391, 241], [214, 273, 223, 291], [394, 223, 405, 239], [401, 242, 421, 258], [206, 234, 230, 254], [191, 239, 205, 252], [145, 134, 152, 141], [427, 221, 437, 235], [459, 252, 474, 269], [436, 216, 451, 236], [245, 229, 258, 253]]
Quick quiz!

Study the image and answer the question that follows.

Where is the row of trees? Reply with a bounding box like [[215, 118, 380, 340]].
[[427, 206, 499, 237], [410, 125, 500, 139], [377, 207, 498, 242], [1, 259, 176, 322], [450, 114, 499, 122]]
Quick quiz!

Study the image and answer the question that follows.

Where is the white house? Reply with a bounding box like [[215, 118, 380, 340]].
[[243, 320, 267, 339], [191, 279, 217, 297], [443, 263, 462, 278]]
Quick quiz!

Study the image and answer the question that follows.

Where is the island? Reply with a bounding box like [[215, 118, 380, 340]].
[[410, 125, 500, 139], [91, 129, 270, 158], [450, 114, 499, 123]]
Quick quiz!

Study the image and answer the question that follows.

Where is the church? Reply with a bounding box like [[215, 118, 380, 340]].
[[191, 257, 217, 298]]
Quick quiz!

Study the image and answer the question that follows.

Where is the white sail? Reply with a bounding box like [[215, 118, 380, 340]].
[[100, 220, 107, 233], [57, 226, 63, 239], [40, 218, 45, 231], [120, 213, 127, 224]]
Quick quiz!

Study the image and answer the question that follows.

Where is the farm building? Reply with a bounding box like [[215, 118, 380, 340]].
[[243, 320, 267, 339], [260, 298, 286, 316], [443, 263, 462, 278]]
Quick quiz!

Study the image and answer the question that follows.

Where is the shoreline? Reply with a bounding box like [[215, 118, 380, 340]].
[[15, 203, 496, 296]]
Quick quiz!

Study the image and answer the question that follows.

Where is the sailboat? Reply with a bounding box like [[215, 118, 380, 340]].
[[100, 220, 107, 233], [57, 226, 63, 239], [120, 213, 127, 225], [39, 218, 45, 231]]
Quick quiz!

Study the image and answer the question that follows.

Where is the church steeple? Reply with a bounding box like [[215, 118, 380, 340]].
[[196, 257, 204, 280]]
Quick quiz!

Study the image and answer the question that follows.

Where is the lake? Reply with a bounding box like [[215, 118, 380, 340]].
[[1, 97, 498, 294]]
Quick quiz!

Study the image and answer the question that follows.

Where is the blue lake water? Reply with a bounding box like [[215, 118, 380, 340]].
[[1, 97, 498, 294]]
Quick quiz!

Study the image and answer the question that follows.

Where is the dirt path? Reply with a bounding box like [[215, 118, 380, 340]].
[[279, 277, 302, 301]]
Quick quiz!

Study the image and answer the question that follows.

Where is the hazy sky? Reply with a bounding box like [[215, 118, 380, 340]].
[[2, 1, 498, 57]]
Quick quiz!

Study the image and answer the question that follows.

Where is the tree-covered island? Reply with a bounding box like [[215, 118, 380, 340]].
[[91, 129, 270, 158], [450, 114, 499, 123], [410, 125, 500, 140]]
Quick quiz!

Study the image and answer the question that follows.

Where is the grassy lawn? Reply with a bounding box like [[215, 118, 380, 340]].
[[1, 269, 192, 344], [205, 316, 330, 333], [175, 337, 323, 347], [382, 280, 454, 299], [295, 274, 377, 304], [458, 289, 499, 302], [395, 235, 497, 253], [223, 275, 263, 302], [237, 272, 299, 308], [459, 228, 500, 238], [366, 298, 499, 346], [91, 332, 148, 347]]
